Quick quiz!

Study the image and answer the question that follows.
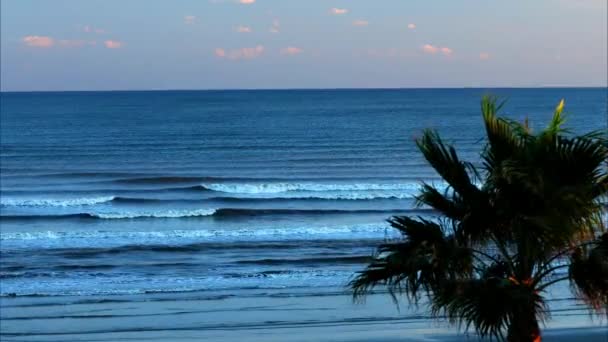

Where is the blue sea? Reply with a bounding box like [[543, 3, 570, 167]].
[[0, 88, 606, 340]]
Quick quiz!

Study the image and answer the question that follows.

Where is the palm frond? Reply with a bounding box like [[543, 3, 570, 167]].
[[545, 99, 567, 136], [416, 130, 480, 199], [415, 183, 465, 221], [351, 217, 472, 302], [431, 278, 547, 340], [480, 97, 524, 175]]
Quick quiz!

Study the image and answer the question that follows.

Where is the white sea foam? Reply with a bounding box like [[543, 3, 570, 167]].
[[233, 191, 416, 200], [202, 182, 433, 194], [91, 208, 217, 219], [0, 222, 395, 246], [1, 196, 116, 207]]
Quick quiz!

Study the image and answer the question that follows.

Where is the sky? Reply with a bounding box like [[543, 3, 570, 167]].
[[1, 0, 607, 91]]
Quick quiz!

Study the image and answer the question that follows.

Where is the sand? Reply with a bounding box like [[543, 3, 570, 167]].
[[1, 288, 606, 341]]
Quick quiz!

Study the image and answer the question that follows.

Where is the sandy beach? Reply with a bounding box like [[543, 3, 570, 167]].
[[2, 287, 606, 341]]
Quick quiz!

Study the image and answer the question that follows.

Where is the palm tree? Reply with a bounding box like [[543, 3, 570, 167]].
[[351, 96, 608, 342]]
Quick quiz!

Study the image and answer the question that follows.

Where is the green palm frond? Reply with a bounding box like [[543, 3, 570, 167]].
[[544, 99, 567, 136]]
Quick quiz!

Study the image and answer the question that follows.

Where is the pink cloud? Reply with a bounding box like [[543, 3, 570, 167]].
[[239, 0, 255, 4], [353, 20, 369, 26], [215, 48, 226, 57], [235, 25, 252, 33], [22, 36, 54, 48], [440, 47, 453, 56], [407, 23, 416, 30], [330, 8, 348, 15], [215, 45, 264, 60], [479, 52, 490, 60], [184, 15, 196, 24], [281, 47, 303, 55], [422, 44, 439, 54], [422, 44, 453, 56], [104, 40, 123, 49]]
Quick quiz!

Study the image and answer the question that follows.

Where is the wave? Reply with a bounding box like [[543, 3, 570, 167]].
[[201, 182, 429, 194], [1, 196, 116, 207], [1, 208, 426, 221], [212, 208, 419, 217], [236, 255, 373, 266], [0, 192, 413, 209], [209, 192, 413, 200], [0, 223, 397, 243], [1, 208, 217, 221]]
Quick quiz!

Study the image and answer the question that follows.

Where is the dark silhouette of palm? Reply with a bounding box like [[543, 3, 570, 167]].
[[351, 96, 608, 341]]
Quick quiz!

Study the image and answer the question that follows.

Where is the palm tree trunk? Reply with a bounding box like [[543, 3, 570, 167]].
[[507, 310, 541, 342]]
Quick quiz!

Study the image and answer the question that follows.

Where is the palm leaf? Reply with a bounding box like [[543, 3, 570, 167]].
[[351, 217, 472, 301], [431, 277, 547, 340], [416, 130, 480, 200]]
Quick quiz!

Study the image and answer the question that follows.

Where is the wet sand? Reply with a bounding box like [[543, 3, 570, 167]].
[[2, 288, 605, 341]]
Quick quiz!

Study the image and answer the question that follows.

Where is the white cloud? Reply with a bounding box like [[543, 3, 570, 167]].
[[235, 25, 252, 33], [407, 23, 416, 30], [281, 47, 303, 55], [330, 8, 348, 15], [22, 36, 54, 48], [353, 20, 369, 26], [239, 0, 255, 4], [104, 40, 123, 49], [184, 15, 196, 24]]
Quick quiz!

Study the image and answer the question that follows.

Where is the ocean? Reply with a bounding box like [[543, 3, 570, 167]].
[[0, 88, 606, 340]]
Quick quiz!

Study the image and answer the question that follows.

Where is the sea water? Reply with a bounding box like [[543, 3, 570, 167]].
[[1, 88, 606, 339]]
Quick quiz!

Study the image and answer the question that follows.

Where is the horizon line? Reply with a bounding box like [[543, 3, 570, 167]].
[[1, 85, 607, 94]]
